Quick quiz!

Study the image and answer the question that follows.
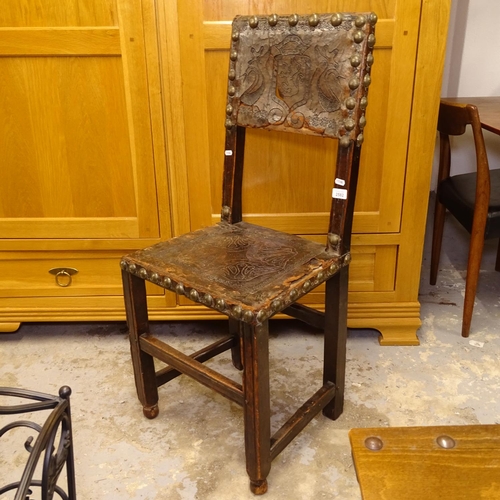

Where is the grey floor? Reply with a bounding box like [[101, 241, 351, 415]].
[[1, 199, 499, 499]]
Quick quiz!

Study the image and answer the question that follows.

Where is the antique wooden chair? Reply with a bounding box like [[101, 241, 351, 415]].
[[121, 13, 376, 494], [431, 100, 500, 338]]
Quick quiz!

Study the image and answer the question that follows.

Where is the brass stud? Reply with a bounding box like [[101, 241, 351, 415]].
[[151, 273, 159, 282], [257, 310, 267, 323], [330, 13, 343, 26], [288, 14, 299, 26], [357, 134, 364, 146], [272, 299, 282, 312], [328, 233, 340, 245], [163, 277, 172, 288], [216, 298, 226, 310], [222, 205, 231, 218], [268, 14, 278, 26], [359, 116, 367, 129], [360, 97, 368, 110], [176, 283, 185, 295], [232, 31, 240, 41], [139, 268, 148, 279], [226, 104, 233, 115], [308, 14, 319, 27], [317, 271, 325, 281], [339, 136, 351, 148], [190, 289, 200, 302], [350, 54, 361, 67], [225, 119, 233, 129], [228, 69, 236, 80], [363, 74, 371, 87], [203, 293, 214, 307], [353, 30, 365, 43], [365, 436, 383, 451], [344, 252, 352, 264], [367, 53, 374, 66], [243, 310, 254, 323], [436, 435, 456, 449], [233, 305, 243, 319], [290, 289, 299, 301], [249, 16, 259, 28], [228, 85, 236, 96], [349, 78, 360, 90], [355, 15, 366, 28], [367, 34, 376, 48], [329, 262, 339, 273], [345, 97, 356, 110], [120, 260, 127, 270], [369, 12, 378, 25], [230, 50, 238, 61], [129, 264, 136, 273], [344, 118, 355, 131], [302, 280, 312, 292]]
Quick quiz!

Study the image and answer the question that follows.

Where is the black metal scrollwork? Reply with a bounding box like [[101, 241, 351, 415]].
[[0, 386, 76, 500]]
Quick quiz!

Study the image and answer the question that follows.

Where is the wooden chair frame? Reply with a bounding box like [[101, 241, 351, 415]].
[[431, 100, 500, 337], [121, 13, 376, 494]]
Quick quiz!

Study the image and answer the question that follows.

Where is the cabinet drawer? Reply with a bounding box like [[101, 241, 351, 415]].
[[0, 252, 165, 298]]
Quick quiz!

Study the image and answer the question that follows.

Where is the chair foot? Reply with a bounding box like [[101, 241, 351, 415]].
[[322, 402, 342, 421], [249, 479, 268, 495], [142, 404, 159, 419]]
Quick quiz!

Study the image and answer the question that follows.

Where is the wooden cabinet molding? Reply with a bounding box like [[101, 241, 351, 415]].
[[0, 0, 451, 346]]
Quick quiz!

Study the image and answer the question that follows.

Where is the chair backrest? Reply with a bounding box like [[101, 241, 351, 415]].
[[221, 13, 377, 255], [437, 100, 490, 204]]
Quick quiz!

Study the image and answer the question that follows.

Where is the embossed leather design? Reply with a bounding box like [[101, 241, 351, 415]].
[[127, 222, 341, 308], [229, 14, 373, 139]]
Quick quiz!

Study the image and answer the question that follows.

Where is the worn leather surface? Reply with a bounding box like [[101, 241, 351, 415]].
[[124, 222, 345, 312], [229, 14, 373, 139]]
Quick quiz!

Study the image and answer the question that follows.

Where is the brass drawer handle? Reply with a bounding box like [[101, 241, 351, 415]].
[[49, 268, 78, 287]]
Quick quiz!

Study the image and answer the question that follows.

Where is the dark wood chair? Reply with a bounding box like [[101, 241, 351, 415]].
[[431, 100, 500, 338], [121, 12, 376, 494]]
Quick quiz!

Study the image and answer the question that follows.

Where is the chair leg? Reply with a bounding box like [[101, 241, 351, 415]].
[[462, 233, 485, 338], [121, 270, 159, 419], [430, 197, 446, 285], [241, 321, 271, 495], [229, 318, 244, 370], [496, 239, 500, 272], [322, 267, 348, 420]]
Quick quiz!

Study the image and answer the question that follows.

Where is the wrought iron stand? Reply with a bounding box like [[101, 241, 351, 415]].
[[0, 386, 77, 499]]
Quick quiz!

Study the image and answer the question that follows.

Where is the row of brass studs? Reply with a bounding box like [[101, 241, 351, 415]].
[[248, 13, 378, 29], [341, 20, 376, 147], [121, 260, 260, 323], [121, 253, 350, 325], [225, 22, 241, 130]]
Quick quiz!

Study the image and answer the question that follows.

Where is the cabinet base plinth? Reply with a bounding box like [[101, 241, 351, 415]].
[[0, 323, 21, 333]]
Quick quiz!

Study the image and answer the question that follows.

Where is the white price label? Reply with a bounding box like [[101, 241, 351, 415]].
[[332, 188, 348, 200]]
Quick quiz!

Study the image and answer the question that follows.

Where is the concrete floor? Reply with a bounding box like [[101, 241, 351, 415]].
[[1, 202, 499, 499]]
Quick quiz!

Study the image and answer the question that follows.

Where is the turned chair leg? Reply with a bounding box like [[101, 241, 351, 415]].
[[241, 321, 271, 495], [122, 270, 159, 418], [322, 267, 348, 420], [430, 197, 446, 285]]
